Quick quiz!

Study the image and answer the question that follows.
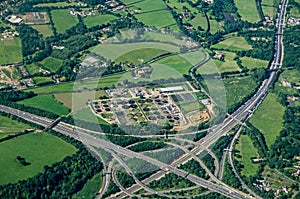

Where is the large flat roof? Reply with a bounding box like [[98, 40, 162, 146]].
[[160, 86, 184, 92]]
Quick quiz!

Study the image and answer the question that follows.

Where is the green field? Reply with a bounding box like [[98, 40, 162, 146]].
[[290, 6, 300, 17], [0, 38, 22, 65], [224, 75, 257, 110], [234, 0, 260, 22], [214, 51, 242, 73], [83, 14, 117, 28], [73, 108, 109, 125], [73, 172, 103, 198], [92, 42, 179, 61], [189, 14, 208, 31], [250, 93, 285, 148], [34, 2, 78, 8], [281, 69, 300, 84], [25, 63, 40, 75], [261, 0, 280, 18], [51, 9, 79, 33], [31, 25, 52, 37], [32, 76, 53, 85], [17, 94, 70, 116], [115, 48, 167, 65], [131, 0, 166, 12], [235, 134, 259, 176], [155, 54, 193, 75], [212, 37, 252, 51], [240, 57, 269, 69], [135, 10, 177, 29], [40, 57, 62, 72], [0, 132, 76, 185], [0, 116, 31, 139]]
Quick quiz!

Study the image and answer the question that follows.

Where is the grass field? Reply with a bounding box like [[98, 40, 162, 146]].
[[40, 57, 62, 72], [31, 25, 52, 37], [73, 172, 103, 198], [235, 134, 259, 177], [92, 42, 179, 61], [261, 0, 280, 18], [51, 9, 79, 33], [83, 14, 117, 28], [32, 76, 53, 85], [115, 48, 167, 65], [234, 0, 260, 22], [135, 10, 177, 29], [0, 38, 22, 65], [214, 51, 241, 73], [250, 93, 285, 148], [0, 116, 31, 139], [17, 94, 70, 116], [25, 63, 40, 75], [0, 132, 76, 185], [155, 54, 192, 75], [281, 69, 300, 84], [290, 6, 300, 17], [212, 37, 252, 51], [240, 57, 269, 69], [189, 14, 208, 31], [73, 108, 109, 125], [131, 0, 166, 12], [34, 2, 78, 8], [224, 75, 257, 110]]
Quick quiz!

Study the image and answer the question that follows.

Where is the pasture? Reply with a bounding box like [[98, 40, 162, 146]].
[[250, 93, 285, 148], [73, 108, 109, 125], [0, 132, 76, 185], [0, 38, 22, 65], [31, 25, 52, 37], [212, 37, 252, 51], [0, 116, 31, 139], [92, 42, 179, 61], [135, 10, 177, 29], [83, 14, 117, 28], [33, 2, 78, 8], [25, 63, 40, 75], [73, 172, 103, 198], [234, 0, 260, 22], [32, 76, 53, 85], [235, 134, 259, 177], [51, 9, 79, 33], [115, 48, 167, 65], [261, 0, 280, 18], [40, 56, 62, 72], [214, 51, 242, 73], [240, 57, 269, 69], [17, 94, 70, 116], [155, 54, 193, 75], [281, 69, 300, 84], [130, 0, 166, 12]]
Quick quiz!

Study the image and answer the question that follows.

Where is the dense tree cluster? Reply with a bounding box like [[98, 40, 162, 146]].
[[212, 135, 233, 160], [128, 141, 166, 152], [283, 25, 300, 70], [149, 173, 195, 190], [116, 171, 135, 188], [179, 159, 209, 179]]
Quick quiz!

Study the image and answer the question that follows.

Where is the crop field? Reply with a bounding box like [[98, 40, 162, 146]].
[[73, 172, 103, 198], [0, 132, 76, 185], [32, 76, 53, 85], [40, 56, 62, 72], [135, 10, 177, 29], [51, 9, 79, 33], [92, 42, 179, 61], [17, 94, 70, 116], [115, 48, 167, 65], [212, 37, 252, 51], [234, 0, 260, 22], [224, 75, 257, 110], [83, 14, 117, 28], [214, 51, 241, 73], [250, 93, 285, 148], [0, 38, 22, 65], [31, 25, 52, 37], [33, 2, 78, 8], [235, 134, 259, 177], [0, 116, 31, 139], [240, 57, 269, 69]]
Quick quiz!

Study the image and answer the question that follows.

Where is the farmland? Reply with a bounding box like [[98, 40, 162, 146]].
[[135, 10, 177, 29], [154, 54, 193, 75], [39, 56, 62, 72], [214, 51, 242, 73], [17, 94, 70, 116], [51, 9, 79, 33], [250, 93, 285, 148], [261, 0, 280, 18], [31, 25, 52, 37], [32, 76, 53, 85], [0, 115, 31, 139], [234, 0, 260, 22], [240, 57, 269, 69], [212, 37, 252, 51], [0, 38, 22, 65], [234, 134, 259, 177], [24, 63, 40, 75], [0, 132, 76, 185], [83, 14, 117, 28]]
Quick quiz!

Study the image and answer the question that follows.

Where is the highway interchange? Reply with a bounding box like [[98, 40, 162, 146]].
[[0, 0, 288, 198]]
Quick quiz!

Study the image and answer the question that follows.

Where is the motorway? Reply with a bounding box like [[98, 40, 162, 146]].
[[0, 0, 288, 198]]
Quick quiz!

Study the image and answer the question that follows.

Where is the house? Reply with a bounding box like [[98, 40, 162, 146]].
[[214, 52, 225, 60]]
